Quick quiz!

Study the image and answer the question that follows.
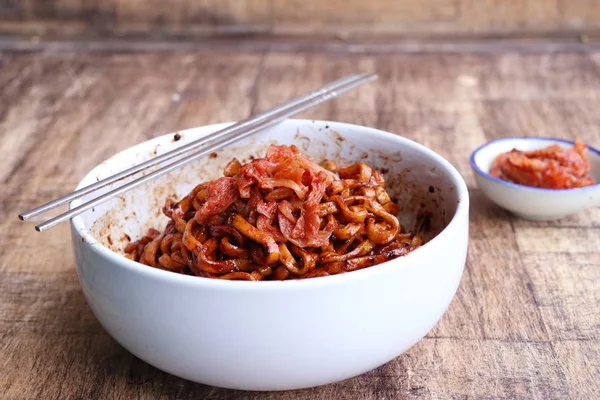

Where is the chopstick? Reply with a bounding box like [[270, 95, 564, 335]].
[[23, 73, 378, 232], [19, 73, 370, 222]]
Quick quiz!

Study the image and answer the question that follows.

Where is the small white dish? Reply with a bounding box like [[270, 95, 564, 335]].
[[470, 137, 600, 220]]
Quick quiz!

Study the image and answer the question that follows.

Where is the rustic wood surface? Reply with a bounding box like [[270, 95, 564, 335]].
[[1, 0, 600, 39], [1, 43, 600, 399]]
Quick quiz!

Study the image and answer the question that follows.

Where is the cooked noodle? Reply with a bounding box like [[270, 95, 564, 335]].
[[125, 144, 424, 280]]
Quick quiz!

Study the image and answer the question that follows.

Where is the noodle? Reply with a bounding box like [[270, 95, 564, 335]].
[[124, 144, 424, 280]]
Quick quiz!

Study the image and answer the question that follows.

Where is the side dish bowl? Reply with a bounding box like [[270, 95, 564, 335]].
[[470, 137, 600, 220], [70, 119, 469, 391]]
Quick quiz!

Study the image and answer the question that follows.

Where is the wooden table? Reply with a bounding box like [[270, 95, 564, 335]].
[[1, 40, 599, 399]]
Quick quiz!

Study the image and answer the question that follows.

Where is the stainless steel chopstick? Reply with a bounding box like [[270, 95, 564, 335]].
[[19, 73, 370, 221], [32, 73, 378, 232]]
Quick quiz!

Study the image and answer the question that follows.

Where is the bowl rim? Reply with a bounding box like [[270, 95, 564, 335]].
[[470, 136, 600, 193], [71, 119, 469, 289]]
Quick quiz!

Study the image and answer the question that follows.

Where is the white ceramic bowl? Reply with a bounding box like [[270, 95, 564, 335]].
[[470, 137, 600, 221], [70, 119, 469, 391]]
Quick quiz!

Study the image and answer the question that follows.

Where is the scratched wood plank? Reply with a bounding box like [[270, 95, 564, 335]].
[[1, 48, 600, 399], [515, 227, 600, 253], [428, 190, 549, 342], [512, 207, 600, 229], [1, 0, 600, 38], [522, 252, 600, 341], [0, 335, 574, 399], [553, 340, 600, 400], [479, 99, 600, 145]]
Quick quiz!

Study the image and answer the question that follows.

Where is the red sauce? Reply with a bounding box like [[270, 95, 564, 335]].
[[124, 145, 426, 281], [489, 139, 595, 189]]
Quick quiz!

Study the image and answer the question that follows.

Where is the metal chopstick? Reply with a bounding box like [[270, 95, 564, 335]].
[[19, 73, 369, 221], [29, 73, 378, 231]]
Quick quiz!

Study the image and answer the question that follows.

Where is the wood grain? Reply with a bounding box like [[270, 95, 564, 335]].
[[1, 47, 600, 399], [1, 0, 600, 39]]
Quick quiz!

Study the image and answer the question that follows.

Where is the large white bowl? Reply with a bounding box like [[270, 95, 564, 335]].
[[70, 119, 469, 391]]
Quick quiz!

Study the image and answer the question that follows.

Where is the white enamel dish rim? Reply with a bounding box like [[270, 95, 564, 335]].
[[470, 136, 600, 192], [70, 119, 469, 289]]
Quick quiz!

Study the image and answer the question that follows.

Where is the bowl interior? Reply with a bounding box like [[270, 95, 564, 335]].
[[72, 120, 464, 266], [472, 137, 600, 184]]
